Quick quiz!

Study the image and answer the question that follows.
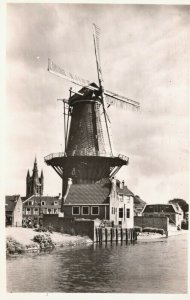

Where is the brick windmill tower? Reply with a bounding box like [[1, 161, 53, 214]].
[[45, 24, 140, 216]]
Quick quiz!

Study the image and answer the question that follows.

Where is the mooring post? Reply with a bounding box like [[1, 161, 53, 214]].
[[130, 229, 133, 242], [105, 228, 107, 243], [116, 228, 118, 241], [121, 228, 123, 241]]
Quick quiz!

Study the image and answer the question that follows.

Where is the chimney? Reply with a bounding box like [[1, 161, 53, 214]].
[[122, 180, 125, 189], [119, 180, 124, 189]]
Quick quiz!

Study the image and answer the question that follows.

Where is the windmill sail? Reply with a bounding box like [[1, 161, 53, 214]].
[[48, 59, 140, 110], [93, 23, 103, 85], [105, 90, 140, 110], [93, 23, 114, 155], [48, 58, 94, 90]]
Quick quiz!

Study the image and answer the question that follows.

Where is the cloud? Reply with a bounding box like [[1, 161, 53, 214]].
[[6, 4, 189, 203]]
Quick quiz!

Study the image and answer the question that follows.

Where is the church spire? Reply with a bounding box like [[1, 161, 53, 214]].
[[26, 169, 30, 178], [33, 156, 38, 178], [26, 156, 44, 197]]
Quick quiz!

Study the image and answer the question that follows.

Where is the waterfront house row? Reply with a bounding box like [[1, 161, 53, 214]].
[[22, 195, 62, 225]]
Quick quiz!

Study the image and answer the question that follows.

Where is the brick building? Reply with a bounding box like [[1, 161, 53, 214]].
[[63, 177, 134, 228]]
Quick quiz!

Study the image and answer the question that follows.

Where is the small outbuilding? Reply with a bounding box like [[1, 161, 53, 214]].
[[142, 203, 183, 228], [5, 195, 23, 227]]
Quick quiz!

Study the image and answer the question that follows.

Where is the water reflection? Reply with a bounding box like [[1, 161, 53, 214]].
[[7, 233, 188, 293]]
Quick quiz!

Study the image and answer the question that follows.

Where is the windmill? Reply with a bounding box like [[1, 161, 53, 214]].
[[45, 24, 140, 209]]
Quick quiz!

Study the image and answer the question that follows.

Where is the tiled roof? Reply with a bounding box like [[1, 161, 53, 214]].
[[65, 181, 111, 205], [5, 195, 20, 212], [143, 204, 178, 214], [23, 196, 61, 207], [116, 181, 134, 196], [134, 195, 146, 207]]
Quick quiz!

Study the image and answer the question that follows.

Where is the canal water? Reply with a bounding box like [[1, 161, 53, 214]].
[[7, 233, 188, 293]]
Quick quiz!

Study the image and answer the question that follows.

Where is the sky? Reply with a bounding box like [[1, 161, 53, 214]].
[[5, 3, 189, 204]]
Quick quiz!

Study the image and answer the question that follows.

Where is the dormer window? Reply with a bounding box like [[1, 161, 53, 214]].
[[41, 201, 46, 206], [54, 201, 58, 205], [118, 193, 123, 201], [126, 196, 130, 203]]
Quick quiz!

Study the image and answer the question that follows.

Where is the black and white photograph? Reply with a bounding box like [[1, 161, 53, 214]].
[[2, 1, 189, 295]]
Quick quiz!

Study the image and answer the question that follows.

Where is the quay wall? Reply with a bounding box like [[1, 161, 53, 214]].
[[43, 215, 95, 240], [134, 216, 168, 232], [42, 215, 137, 242]]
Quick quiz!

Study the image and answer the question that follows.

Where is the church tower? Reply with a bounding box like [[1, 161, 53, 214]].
[[26, 157, 44, 197]]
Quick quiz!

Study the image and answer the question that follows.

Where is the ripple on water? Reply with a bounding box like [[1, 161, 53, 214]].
[[6, 233, 188, 293]]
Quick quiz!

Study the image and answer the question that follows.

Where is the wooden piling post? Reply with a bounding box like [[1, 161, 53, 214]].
[[121, 228, 123, 241], [100, 228, 102, 242], [126, 229, 128, 242], [96, 228, 98, 242], [117, 228, 121, 241], [128, 229, 131, 241], [107, 228, 111, 242]]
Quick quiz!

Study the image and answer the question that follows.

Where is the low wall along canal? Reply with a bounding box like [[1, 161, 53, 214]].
[[43, 215, 137, 242]]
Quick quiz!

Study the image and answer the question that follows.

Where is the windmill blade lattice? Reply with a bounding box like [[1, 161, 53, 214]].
[[105, 90, 140, 110]]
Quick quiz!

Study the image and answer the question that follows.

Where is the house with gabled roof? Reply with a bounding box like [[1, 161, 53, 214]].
[[22, 195, 61, 225], [63, 177, 134, 228], [5, 195, 23, 226], [134, 195, 146, 216]]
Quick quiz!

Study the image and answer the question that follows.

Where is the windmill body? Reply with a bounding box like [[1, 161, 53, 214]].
[[45, 83, 129, 199], [45, 24, 140, 212]]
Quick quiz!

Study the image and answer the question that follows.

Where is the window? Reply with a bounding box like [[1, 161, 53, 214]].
[[41, 201, 46, 206], [26, 208, 31, 215], [119, 208, 123, 218], [126, 208, 130, 218], [54, 209, 58, 214], [72, 206, 80, 215], [54, 201, 58, 205], [33, 208, 39, 215], [48, 208, 52, 214], [91, 206, 99, 215], [82, 206, 89, 215], [112, 207, 115, 214], [28, 201, 33, 206], [126, 196, 130, 204], [118, 193, 123, 201]]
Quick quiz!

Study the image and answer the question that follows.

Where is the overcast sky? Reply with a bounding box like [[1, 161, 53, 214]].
[[6, 3, 189, 203]]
